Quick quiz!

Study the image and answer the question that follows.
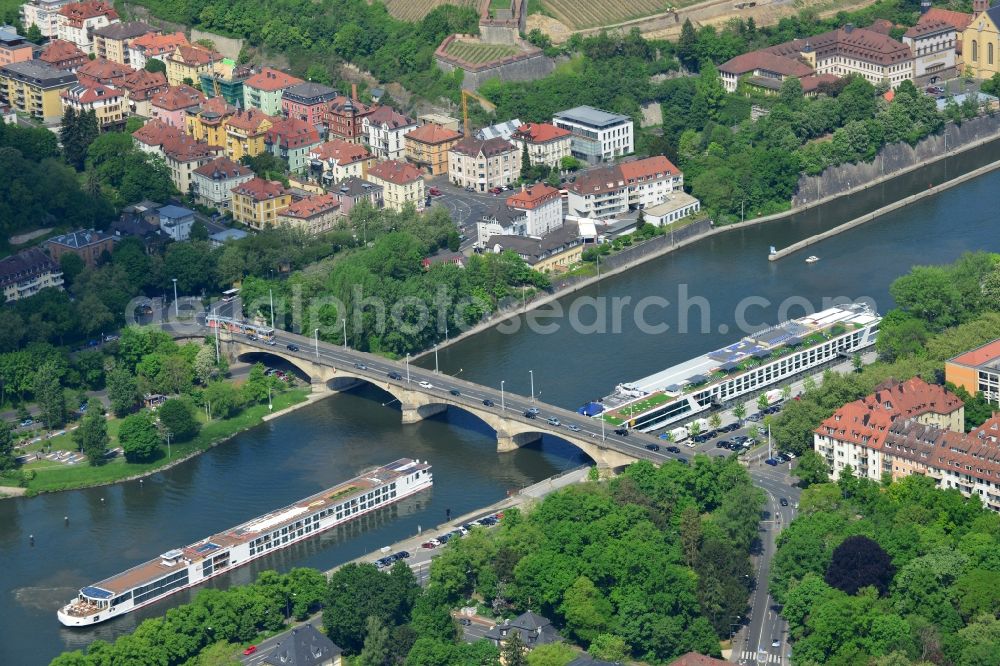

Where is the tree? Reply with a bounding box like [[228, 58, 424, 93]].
[[677, 19, 699, 71], [25, 23, 42, 43], [118, 412, 162, 462], [733, 403, 747, 424], [61, 108, 99, 170], [194, 344, 221, 384], [73, 410, 109, 465], [588, 634, 628, 662], [756, 394, 770, 413], [679, 504, 702, 566], [145, 58, 166, 73], [525, 643, 575, 666], [33, 361, 66, 428], [107, 366, 139, 417], [791, 450, 829, 487], [500, 631, 528, 666], [689, 421, 701, 437], [203, 381, 243, 419], [59, 253, 86, 288], [190, 220, 209, 241], [158, 398, 200, 441], [709, 413, 722, 431], [825, 535, 895, 596], [357, 616, 391, 666], [0, 420, 14, 471], [560, 576, 612, 644]]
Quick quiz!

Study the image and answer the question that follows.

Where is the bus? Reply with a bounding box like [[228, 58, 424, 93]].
[[222, 288, 239, 303], [206, 315, 275, 342]]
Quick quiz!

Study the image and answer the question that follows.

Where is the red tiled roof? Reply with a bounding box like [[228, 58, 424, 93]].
[[233, 177, 288, 202], [904, 17, 956, 38], [133, 119, 184, 147], [193, 156, 252, 179], [367, 159, 422, 185], [40, 39, 87, 67], [950, 338, 1000, 368], [506, 183, 560, 210], [326, 94, 373, 115], [151, 84, 205, 111], [170, 44, 220, 66], [405, 123, 461, 145], [800, 73, 840, 93], [451, 136, 516, 158], [195, 95, 236, 117], [719, 50, 813, 77], [61, 82, 123, 104], [58, 1, 118, 24], [512, 122, 571, 144], [310, 139, 371, 164], [162, 134, 221, 162], [244, 67, 303, 92], [119, 68, 166, 100], [619, 155, 679, 181], [924, 7, 973, 31], [266, 117, 320, 149], [225, 108, 273, 132], [76, 57, 134, 85], [366, 105, 415, 129], [279, 193, 340, 219], [130, 31, 188, 57]]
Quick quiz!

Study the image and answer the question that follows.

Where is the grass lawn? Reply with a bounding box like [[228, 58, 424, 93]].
[[444, 40, 521, 64], [21, 389, 309, 494]]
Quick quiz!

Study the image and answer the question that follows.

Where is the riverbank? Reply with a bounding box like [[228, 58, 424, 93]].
[[768, 156, 1000, 261], [4, 388, 311, 498]]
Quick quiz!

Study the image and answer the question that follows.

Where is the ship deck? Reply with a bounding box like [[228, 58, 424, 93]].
[[91, 459, 430, 595]]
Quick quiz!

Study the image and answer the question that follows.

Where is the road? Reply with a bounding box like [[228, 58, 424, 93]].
[[427, 177, 519, 251], [241, 617, 324, 666]]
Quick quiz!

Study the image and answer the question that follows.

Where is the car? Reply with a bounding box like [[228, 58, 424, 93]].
[[779, 497, 789, 507], [765, 458, 779, 466], [286, 343, 299, 352], [394, 550, 411, 559], [776, 453, 790, 462], [677, 457, 689, 464], [462, 523, 475, 532], [721, 423, 739, 432], [418, 381, 433, 389], [716, 440, 731, 449], [743, 438, 756, 447], [747, 413, 763, 422], [733, 435, 749, 444], [449, 529, 464, 539], [450, 388, 461, 396], [429, 187, 442, 196], [666, 445, 681, 453], [527, 407, 540, 415], [566, 424, 581, 432], [20, 419, 33, 427], [460, 617, 472, 626], [645, 443, 660, 452], [483, 398, 495, 407], [546, 417, 560, 426], [785, 451, 797, 459], [771, 639, 781, 648], [375, 557, 392, 568], [388, 371, 402, 380], [489, 186, 503, 194], [243, 645, 258, 656], [354, 362, 368, 370], [437, 534, 451, 544], [104, 334, 120, 342], [265, 339, 277, 346], [421, 541, 437, 549], [614, 428, 628, 436], [523, 410, 536, 418]]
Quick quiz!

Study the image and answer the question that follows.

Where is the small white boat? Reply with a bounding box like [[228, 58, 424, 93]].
[[805, 256, 820, 263]]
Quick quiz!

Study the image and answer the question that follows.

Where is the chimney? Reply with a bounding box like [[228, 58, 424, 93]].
[[521, 183, 525, 192], [974, 0, 988, 13], [844, 22, 854, 32], [920, 0, 931, 13], [351, 83, 357, 101]]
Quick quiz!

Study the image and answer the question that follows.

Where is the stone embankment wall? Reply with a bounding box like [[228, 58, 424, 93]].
[[792, 114, 1000, 206], [191, 29, 244, 60]]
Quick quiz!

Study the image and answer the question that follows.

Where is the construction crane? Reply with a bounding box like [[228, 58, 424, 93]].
[[461, 89, 496, 136]]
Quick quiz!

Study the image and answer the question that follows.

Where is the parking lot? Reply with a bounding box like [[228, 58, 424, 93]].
[[426, 176, 523, 251]]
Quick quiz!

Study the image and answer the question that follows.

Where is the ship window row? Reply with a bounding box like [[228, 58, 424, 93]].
[[132, 569, 189, 605]]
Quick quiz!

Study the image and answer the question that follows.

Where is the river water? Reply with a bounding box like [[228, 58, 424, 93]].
[[3, 145, 998, 664]]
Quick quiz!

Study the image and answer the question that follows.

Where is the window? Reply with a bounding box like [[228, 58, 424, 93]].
[[990, 42, 994, 65], [973, 40, 979, 62]]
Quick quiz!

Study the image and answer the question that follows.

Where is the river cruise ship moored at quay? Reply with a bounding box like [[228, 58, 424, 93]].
[[57, 459, 432, 626], [585, 304, 881, 432]]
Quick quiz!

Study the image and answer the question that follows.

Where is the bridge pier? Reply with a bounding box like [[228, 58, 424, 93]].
[[497, 431, 542, 453], [401, 403, 447, 424]]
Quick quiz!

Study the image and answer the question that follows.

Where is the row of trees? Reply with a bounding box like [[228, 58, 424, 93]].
[[772, 473, 1000, 665]]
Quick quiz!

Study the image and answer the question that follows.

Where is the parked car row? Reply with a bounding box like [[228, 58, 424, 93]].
[[374, 549, 411, 569], [417, 512, 504, 552]]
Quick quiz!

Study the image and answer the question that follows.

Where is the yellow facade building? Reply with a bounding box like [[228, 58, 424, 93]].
[[0, 59, 77, 124], [165, 44, 220, 87], [186, 95, 235, 148], [224, 108, 273, 161], [963, 0, 1000, 78], [231, 177, 292, 229]]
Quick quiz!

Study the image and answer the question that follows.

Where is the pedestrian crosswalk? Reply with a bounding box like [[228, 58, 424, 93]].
[[740, 650, 783, 664]]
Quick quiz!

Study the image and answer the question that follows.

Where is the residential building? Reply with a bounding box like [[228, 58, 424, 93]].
[[191, 155, 253, 209], [118, 67, 166, 116], [276, 193, 341, 234], [161, 134, 221, 194], [150, 83, 205, 128], [333, 176, 382, 215], [963, 0, 1000, 78], [265, 116, 321, 174], [880, 415, 1000, 512], [39, 38, 87, 71], [566, 155, 683, 220], [0, 247, 63, 302], [132, 117, 181, 155], [223, 107, 273, 161], [448, 136, 520, 192], [60, 81, 126, 129], [232, 177, 291, 229], [477, 118, 522, 142], [418, 112, 460, 131], [924, 7, 973, 68], [199, 58, 253, 107], [903, 13, 958, 82], [0, 59, 77, 124], [20, 0, 74, 38], [56, 0, 118, 54], [484, 611, 560, 651], [946, 338, 1000, 405], [281, 81, 337, 130], [363, 105, 417, 160], [75, 56, 132, 87], [209, 228, 247, 247], [0, 26, 34, 66], [323, 91, 375, 143], [92, 20, 154, 65], [186, 95, 236, 147], [242, 66, 302, 115], [404, 122, 461, 175], [486, 221, 585, 273], [366, 159, 425, 211], [552, 105, 633, 163], [309, 139, 373, 184], [720, 25, 915, 93], [157, 204, 195, 241], [258, 624, 343, 666], [477, 201, 526, 246], [112, 200, 162, 247], [510, 122, 572, 169], [813, 377, 965, 482], [642, 192, 702, 226], [127, 31, 187, 70], [45, 228, 115, 268], [165, 44, 221, 87], [506, 183, 562, 236]]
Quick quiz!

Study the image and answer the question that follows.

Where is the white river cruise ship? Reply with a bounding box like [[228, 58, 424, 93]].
[[58, 459, 432, 626]]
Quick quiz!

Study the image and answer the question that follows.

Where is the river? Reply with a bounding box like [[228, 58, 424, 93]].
[[3, 146, 998, 665]]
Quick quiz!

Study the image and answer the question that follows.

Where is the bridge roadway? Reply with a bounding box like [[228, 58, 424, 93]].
[[223, 326, 677, 470]]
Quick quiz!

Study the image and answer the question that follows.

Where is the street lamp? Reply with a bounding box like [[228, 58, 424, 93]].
[[405, 353, 410, 383], [529, 370, 535, 404], [342, 318, 348, 348], [434, 345, 439, 374], [314, 328, 319, 358], [269, 288, 274, 329], [171, 278, 178, 317], [500, 380, 505, 412], [213, 306, 220, 364], [268, 385, 272, 411], [165, 430, 172, 460]]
